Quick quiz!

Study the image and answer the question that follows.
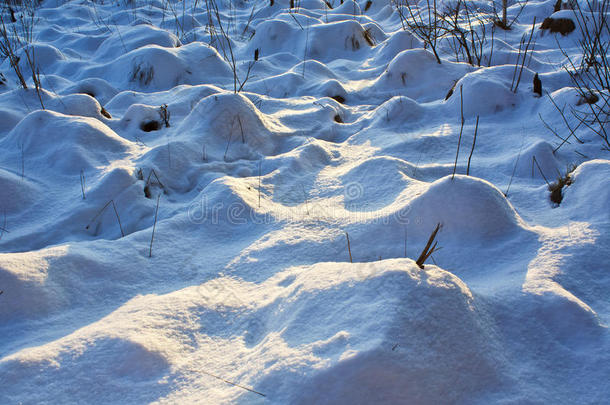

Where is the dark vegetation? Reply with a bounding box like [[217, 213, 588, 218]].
[[540, 17, 575, 35], [549, 164, 577, 204]]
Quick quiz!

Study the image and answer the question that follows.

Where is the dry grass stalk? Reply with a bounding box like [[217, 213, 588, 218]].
[[149, 194, 160, 257], [415, 223, 441, 269], [80, 169, 86, 200], [345, 231, 353, 263], [452, 85, 464, 179], [466, 115, 479, 176]]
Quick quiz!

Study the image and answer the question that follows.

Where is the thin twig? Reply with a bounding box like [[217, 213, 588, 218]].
[[111, 200, 125, 237], [200, 369, 266, 397], [512, 18, 536, 93], [80, 169, 86, 200], [466, 115, 479, 176], [238, 116, 245, 143], [0, 210, 7, 239], [505, 139, 525, 197], [538, 113, 571, 152], [546, 91, 584, 144], [223, 127, 233, 161], [532, 156, 550, 186], [452, 85, 464, 180], [146, 169, 165, 189], [0, 209, 8, 240], [345, 231, 353, 263], [574, 150, 589, 159], [149, 194, 160, 257], [85, 200, 113, 230], [289, 12, 304, 30], [303, 18, 309, 78]]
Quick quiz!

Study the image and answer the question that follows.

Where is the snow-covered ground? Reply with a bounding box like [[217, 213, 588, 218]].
[[0, 0, 609, 403]]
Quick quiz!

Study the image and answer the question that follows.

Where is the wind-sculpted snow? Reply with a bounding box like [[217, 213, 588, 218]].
[[0, 260, 501, 404], [0, 0, 609, 403]]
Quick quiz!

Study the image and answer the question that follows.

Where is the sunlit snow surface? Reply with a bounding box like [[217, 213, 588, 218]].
[[0, 0, 609, 403]]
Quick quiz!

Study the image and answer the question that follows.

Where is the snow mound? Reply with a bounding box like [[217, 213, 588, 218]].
[[368, 95, 424, 126], [250, 18, 299, 56], [0, 259, 499, 404], [119, 103, 166, 133], [326, 174, 531, 264], [513, 140, 559, 179], [341, 156, 416, 211], [1, 110, 134, 173], [317, 79, 349, 101], [403, 175, 523, 240], [0, 166, 154, 251], [0, 249, 65, 320], [90, 42, 231, 91], [526, 291, 603, 347], [104, 83, 219, 119], [0, 108, 22, 135], [0, 90, 110, 127], [190, 175, 262, 225], [49, 93, 111, 121], [374, 30, 422, 63], [0, 168, 40, 213], [94, 23, 180, 61], [14, 43, 65, 72], [251, 17, 375, 63], [64, 78, 118, 105], [257, 260, 501, 404], [178, 92, 292, 161], [0, 335, 169, 404], [562, 159, 610, 222], [308, 20, 375, 62], [334, 0, 362, 15], [254, 70, 306, 99], [372, 49, 472, 102], [81, 167, 152, 239], [446, 66, 531, 117]]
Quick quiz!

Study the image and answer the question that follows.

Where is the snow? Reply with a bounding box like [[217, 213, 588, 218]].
[[0, 0, 609, 403]]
